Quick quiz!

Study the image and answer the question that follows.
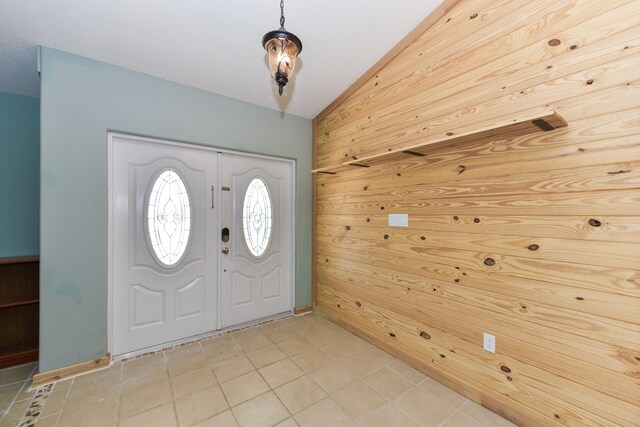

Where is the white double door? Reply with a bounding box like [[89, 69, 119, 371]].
[[110, 135, 293, 356]]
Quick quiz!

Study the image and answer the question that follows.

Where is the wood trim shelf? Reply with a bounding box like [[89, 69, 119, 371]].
[[312, 110, 567, 174], [0, 342, 39, 370], [0, 297, 39, 309], [0, 256, 39, 265]]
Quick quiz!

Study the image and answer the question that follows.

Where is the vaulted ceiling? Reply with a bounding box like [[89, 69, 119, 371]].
[[0, 0, 442, 118]]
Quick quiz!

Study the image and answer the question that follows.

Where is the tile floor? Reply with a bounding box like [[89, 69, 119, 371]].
[[0, 313, 516, 427]]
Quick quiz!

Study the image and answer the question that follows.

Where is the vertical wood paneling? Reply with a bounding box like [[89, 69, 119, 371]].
[[313, 0, 640, 425]]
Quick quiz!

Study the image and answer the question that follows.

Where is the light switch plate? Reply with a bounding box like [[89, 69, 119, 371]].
[[388, 214, 409, 227]]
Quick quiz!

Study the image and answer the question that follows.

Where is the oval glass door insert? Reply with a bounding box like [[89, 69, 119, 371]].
[[242, 177, 273, 257], [147, 169, 191, 266]]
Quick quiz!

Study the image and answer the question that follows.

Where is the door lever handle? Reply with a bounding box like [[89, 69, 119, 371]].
[[222, 247, 229, 255]]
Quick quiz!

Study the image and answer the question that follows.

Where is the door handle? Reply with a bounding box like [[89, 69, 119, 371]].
[[222, 247, 229, 255]]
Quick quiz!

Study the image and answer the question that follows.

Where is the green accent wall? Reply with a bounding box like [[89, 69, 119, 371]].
[[39, 47, 312, 371], [0, 91, 40, 258]]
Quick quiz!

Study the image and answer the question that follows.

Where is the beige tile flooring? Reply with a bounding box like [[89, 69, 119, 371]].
[[0, 313, 516, 427]]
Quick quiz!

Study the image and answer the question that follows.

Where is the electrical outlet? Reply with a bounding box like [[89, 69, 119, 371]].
[[483, 333, 496, 353], [388, 214, 409, 227]]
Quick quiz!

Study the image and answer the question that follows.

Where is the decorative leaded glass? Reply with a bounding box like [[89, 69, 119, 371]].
[[147, 170, 191, 266], [242, 177, 273, 257]]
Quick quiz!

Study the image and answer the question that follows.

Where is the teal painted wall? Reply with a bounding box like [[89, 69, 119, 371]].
[[39, 47, 312, 371], [0, 91, 40, 258]]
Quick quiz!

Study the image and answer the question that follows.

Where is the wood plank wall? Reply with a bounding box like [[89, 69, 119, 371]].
[[312, 0, 640, 425]]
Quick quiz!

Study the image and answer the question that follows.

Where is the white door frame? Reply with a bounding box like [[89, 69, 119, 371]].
[[107, 132, 296, 356]]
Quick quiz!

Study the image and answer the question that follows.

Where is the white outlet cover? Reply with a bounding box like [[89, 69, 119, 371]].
[[388, 214, 409, 227], [483, 333, 496, 353]]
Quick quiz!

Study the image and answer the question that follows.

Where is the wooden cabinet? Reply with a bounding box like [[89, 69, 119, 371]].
[[0, 256, 39, 368]]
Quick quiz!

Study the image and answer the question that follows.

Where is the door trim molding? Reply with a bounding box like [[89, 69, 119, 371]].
[[107, 132, 297, 354]]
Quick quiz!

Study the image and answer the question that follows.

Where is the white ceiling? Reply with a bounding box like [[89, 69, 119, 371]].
[[0, 0, 442, 119]]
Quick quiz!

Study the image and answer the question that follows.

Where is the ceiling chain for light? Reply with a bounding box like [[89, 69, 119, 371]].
[[280, 0, 285, 28]]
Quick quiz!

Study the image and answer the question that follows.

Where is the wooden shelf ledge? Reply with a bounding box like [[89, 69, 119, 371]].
[[0, 256, 39, 265], [312, 110, 567, 174], [0, 296, 39, 309], [0, 342, 38, 369]]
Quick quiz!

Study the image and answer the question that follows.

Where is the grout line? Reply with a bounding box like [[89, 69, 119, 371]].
[[165, 354, 181, 427], [114, 362, 124, 426], [437, 403, 466, 427], [47, 378, 75, 427]]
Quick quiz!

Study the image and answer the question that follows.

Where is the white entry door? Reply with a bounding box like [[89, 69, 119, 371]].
[[219, 153, 293, 328], [110, 135, 217, 355]]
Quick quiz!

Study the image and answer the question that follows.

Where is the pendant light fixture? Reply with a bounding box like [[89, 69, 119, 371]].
[[262, 0, 302, 96]]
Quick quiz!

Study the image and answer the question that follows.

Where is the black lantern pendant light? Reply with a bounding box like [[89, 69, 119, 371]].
[[262, 0, 302, 96]]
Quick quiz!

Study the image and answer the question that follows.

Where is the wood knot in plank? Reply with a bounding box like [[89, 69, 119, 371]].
[[501, 365, 512, 373], [570, 44, 577, 50], [457, 165, 466, 175], [384, 234, 389, 240], [421, 236, 426, 240], [473, 217, 481, 223], [389, 332, 396, 338], [453, 216, 459, 221], [484, 258, 496, 267], [527, 244, 539, 251], [345, 226, 351, 230], [469, 13, 478, 19], [355, 301, 362, 308], [575, 296, 584, 301], [588, 218, 601, 227], [366, 218, 371, 222], [607, 169, 630, 174], [548, 39, 561, 46], [586, 79, 594, 85], [420, 331, 431, 340]]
